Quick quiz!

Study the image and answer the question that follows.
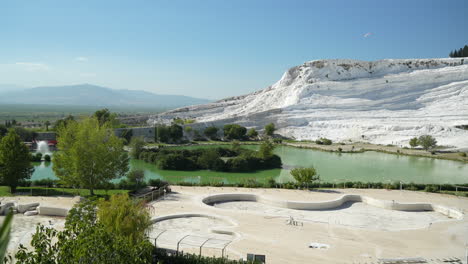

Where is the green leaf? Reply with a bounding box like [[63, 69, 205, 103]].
[[0, 211, 13, 261]]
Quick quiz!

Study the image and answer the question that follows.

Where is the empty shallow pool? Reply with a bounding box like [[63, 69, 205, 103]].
[[210, 200, 453, 231], [149, 216, 235, 249], [0, 214, 65, 253]]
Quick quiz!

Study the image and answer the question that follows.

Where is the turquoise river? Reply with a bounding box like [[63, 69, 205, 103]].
[[31, 145, 468, 185]]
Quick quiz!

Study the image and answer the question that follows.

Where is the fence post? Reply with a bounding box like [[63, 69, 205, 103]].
[[177, 235, 190, 256], [154, 230, 167, 248], [221, 241, 233, 258], [199, 238, 212, 257]]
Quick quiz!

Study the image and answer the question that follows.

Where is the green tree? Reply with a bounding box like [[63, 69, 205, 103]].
[[15, 198, 153, 264], [93, 108, 111, 126], [0, 129, 34, 192], [13, 127, 37, 142], [126, 169, 145, 188], [264, 123, 275, 136], [197, 149, 225, 171], [129, 136, 145, 159], [418, 135, 437, 151], [53, 118, 129, 195], [0, 211, 13, 263], [290, 167, 319, 189], [44, 121, 51, 131], [203, 126, 219, 140], [97, 194, 151, 243], [247, 128, 258, 139], [93, 108, 122, 128], [258, 139, 275, 158], [0, 125, 7, 139], [409, 137, 419, 148], [155, 125, 170, 143], [223, 124, 247, 140], [44, 154, 51, 162], [53, 115, 75, 132], [119, 128, 133, 145], [184, 126, 193, 140], [169, 124, 183, 142]]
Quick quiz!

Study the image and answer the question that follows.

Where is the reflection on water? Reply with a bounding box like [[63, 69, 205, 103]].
[[32, 145, 468, 184]]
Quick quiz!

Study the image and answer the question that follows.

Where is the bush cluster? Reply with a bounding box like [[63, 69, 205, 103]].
[[30, 153, 43, 162], [153, 249, 255, 264], [315, 137, 332, 145], [138, 147, 282, 172]]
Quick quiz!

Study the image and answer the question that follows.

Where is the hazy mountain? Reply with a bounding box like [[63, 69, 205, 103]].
[[0, 84, 211, 108], [149, 58, 468, 148], [0, 84, 26, 93]]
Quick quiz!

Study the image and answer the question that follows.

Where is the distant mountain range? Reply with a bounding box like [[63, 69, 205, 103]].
[[0, 84, 211, 108]]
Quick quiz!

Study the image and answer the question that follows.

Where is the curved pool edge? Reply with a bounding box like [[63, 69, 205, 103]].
[[150, 212, 240, 239], [201, 193, 464, 220]]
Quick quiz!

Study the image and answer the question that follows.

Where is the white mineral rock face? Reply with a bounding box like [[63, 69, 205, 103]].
[[148, 58, 468, 149]]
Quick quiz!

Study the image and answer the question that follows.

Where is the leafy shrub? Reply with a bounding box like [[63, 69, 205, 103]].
[[32, 178, 57, 187], [290, 167, 319, 189], [148, 179, 167, 188], [266, 177, 277, 188], [424, 185, 439, 193], [127, 169, 146, 188], [264, 123, 275, 136], [197, 149, 225, 171], [148, 152, 159, 163], [273, 138, 282, 144], [418, 135, 437, 151], [315, 137, 332, 145], [43, 154, 51, 162], [247, 128, 258, 139], [153, 249, 253, 264], [203, 126, 219, 140], [139, 152, 149, 161], [409, 137, 418, 148], [405, 183, 419, 191], [459, 152, 467, 157], [223, 124, 247, 140], [15, 198, 154, 263], [130, 136, 145, 159], [30, 153, 43, 162], [157, 153, 198, 170]]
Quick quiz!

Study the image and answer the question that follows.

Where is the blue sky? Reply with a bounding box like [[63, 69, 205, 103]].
[[0, 0, 467, 99]]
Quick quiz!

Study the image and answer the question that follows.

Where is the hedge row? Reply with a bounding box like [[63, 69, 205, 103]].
[[176, 179, 468, 196], [20, 178, 468, 197]]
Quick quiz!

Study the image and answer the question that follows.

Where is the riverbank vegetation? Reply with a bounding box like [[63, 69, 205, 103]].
[[138, 141, 282, 172]]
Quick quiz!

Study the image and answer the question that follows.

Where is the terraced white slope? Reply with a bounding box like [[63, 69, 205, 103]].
[[148, 58, 468, 148]]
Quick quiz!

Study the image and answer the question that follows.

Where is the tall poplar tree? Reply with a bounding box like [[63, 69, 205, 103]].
[[0, 129, 34, 192]]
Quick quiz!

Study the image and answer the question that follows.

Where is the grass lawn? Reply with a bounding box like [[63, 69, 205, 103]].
[[0, 186, 129, 197], [0, 186, 12, 196]]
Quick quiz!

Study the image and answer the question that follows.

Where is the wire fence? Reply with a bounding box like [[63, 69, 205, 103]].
[[150, 229, 234, 258]]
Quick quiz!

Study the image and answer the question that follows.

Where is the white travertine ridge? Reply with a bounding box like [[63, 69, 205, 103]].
[[149, 58, 468, 149]]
